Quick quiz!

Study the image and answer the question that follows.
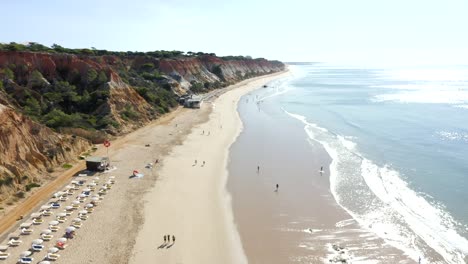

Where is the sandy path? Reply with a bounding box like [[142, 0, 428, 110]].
[[129, 72, 290, 264]]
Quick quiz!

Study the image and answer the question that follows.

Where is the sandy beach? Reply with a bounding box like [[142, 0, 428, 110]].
[[129, 72, 290, 264], [0, 71, 288, 264]]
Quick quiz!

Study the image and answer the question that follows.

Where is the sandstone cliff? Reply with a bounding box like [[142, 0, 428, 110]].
[[0, 102, 91, 205]]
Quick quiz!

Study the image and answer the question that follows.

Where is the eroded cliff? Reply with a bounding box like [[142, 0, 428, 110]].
[[0, 47, 284, 208], [0, 102, 91, 205]]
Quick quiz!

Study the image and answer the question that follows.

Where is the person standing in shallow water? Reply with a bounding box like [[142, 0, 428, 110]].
[[275, 184, 279, 192], [257, 166, 260, 173]]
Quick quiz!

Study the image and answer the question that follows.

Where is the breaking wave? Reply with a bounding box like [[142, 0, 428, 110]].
[[284, 110, 468, 263]]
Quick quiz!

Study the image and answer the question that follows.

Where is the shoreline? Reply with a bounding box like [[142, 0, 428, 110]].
[[129, 71, 290, 263], [227, 74, 416, 263]]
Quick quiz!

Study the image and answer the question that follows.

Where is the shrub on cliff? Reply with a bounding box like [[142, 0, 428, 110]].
[[24, 97, 42, 117], [190, 82, 205, 93], [43, 109, 83, 128]]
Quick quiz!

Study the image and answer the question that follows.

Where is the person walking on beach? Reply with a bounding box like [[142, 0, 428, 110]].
[[257, 165, 260, 173], [208, 131, 210, 136], [202, 130, 204, 135], [203, 161, 205, 166], [275, 184, 279, 192], [164, 235, 167, 243], [194, 160, 197, 165], [172, 235, 176, 243]]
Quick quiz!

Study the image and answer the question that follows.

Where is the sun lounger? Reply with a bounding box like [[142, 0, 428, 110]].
[[41, 234, 53, 241], [0, 252, 10, 259], [33, 218, 44, 225], [49, 226, 59, 232], [32, 244, 44, 251], [50, 203, 60, 209], [79, 214, 88, 220], [21, 228, 33, 235], [7, 239, 22, 246], [19, 257, 34, 263], [41, 210, 52, 216], [47, 253, 60, 260]]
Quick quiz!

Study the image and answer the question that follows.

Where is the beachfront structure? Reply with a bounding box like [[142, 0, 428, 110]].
[[85, 156, 110, 171], [182, 95, 202, 108]]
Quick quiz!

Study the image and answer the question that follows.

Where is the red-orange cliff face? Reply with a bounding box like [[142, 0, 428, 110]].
[[0, 103, 91, 205]]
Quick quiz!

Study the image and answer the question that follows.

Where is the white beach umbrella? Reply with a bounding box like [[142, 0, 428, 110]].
[[91, 197, 99, 202], [79, 210, 88, 215], [56, 238, 67, 243], [72, 218, 81, 223], [57, 213, 67, 217], [31, 213, 42, 218], [48, 247, 59, 253], [8, 233, 19, 239], [20, 222, 32, 228], [41, 205, 50, 210], [106, 180, 112, 185], [41, 229, 52, 234], [39, 261, 51, 264], [49, 221, 59, 226], [32, 239, 43, 245], [78, 194, 86, 198], [72, 200, 80, 205], [20, 251, 32, 257], [65, 226, 76, 233], [88, 183, 97, 186], [109, 176, 115, 179], [65, 206, 73, 210], [85, 204, 94, 208], [93, 176, 100, 180], [71, 180, 78, 184], [83, 188, 91, 192]]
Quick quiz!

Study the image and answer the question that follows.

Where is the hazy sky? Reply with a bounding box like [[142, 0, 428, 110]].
[[2, 0, 468, 65]]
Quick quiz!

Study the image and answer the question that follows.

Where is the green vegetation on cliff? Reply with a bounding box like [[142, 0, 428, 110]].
[[0, 42, 284, 141]]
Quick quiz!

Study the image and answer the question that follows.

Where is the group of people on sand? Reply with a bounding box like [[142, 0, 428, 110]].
[[193, 160, 206, 167], [163, 235, 176, 244]]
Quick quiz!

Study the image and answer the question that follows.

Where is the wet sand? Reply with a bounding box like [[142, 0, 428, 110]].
[[227, 82, 417, 263]]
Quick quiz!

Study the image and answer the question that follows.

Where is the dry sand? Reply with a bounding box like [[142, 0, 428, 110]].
[[0, 71, 288, 264]]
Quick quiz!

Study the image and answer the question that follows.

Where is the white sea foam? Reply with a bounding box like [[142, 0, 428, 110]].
[[372, 90, 468, 104], [283, 110, 468, 263], [436, 131, 468, 142], [455, 105, 468, 109]]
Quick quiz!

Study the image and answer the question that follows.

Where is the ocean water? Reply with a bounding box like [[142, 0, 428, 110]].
[[264, 64, 468, 263]]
